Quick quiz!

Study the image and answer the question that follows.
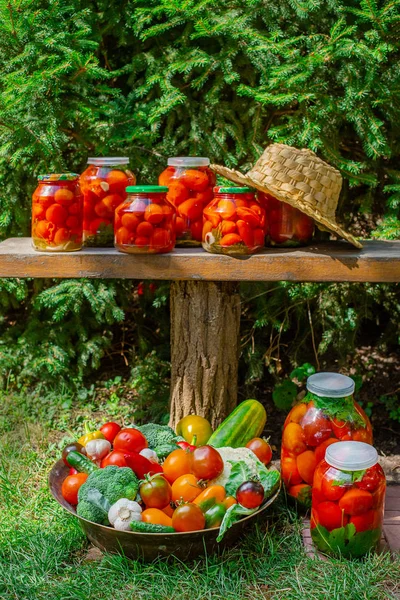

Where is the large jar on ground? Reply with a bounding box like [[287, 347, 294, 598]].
[[311, 441, 385, 557], [80, 157, 136, 247], [202, 187, 265, 255], [114, 186, 176, 254], [32, 173, 83, 252], [281, 372, 373, 508], [258, 191, 314, 247], [158, 157, 215, 246]]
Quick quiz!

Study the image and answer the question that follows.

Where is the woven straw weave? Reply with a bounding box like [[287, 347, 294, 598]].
[[211, 143, 362, 248]]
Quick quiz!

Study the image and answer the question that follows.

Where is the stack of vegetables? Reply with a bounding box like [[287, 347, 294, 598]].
[[60, 400, 280, 540]]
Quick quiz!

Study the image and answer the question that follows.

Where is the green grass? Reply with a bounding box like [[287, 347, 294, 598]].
[[0, 393, 399, 600]]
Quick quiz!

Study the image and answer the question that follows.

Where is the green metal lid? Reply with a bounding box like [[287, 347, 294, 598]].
[[126, 185, 168, 193], [215, 186, 254, 194], [38, 173, 79, 182]]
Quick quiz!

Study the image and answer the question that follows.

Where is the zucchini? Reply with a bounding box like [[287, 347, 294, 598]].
[[207, 399, 267, 448], [130, 521, 175, 533]]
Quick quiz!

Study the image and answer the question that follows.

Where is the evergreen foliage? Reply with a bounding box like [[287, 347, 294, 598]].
[[0, 0, 399, 393]]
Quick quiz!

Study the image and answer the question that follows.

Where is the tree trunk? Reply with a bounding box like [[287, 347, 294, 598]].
[[169, 280, 241, 430]]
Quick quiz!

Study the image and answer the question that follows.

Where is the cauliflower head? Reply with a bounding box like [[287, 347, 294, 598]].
[[209, 447, 264, 488]]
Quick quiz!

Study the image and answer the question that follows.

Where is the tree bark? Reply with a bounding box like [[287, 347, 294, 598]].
[[169, 280, 241, 430]]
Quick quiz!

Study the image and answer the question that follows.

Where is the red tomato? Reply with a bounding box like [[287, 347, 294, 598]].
[[281, 454, 303, 486], [314, 438, 338, 465], [350, 510, 376, 533], [123, 451, 163, 479], [236, 481, 264, 509], [172, 503, 205, 532], [301, 408, 332, 447], [100, 421, 121, 443], [339, 488, 374, 515], [190, 446, 224, 480], [61, 473, 88, 505], [321, 476, 348, 502], [296, 450, 316, 485], [331, 419, 352, 439], [282, 423, 307, 455], [69, 467, 79, 476], [101, 450, 127, 468], [355, 464, 383, 493], [316, 501, 346, 531], [288, 483, 312, 504], [113, 428, 148, 453], [246, 438, 272, 465], [140, 475, 172, 509]]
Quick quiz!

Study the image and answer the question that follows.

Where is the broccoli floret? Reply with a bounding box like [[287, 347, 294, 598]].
[[77, 466, 139, 524], [153, 442, 180, 459], [134, 423, 181, 449]]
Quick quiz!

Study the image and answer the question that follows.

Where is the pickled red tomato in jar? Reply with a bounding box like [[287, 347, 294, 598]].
[[202, 187, 265, 255], [80, 157, 136, 247], [32, 173, 83, 252], [311, 442, 385, 558], [158, 157, 215, 246], [281, 373, 373, 508], [258, 191, 314, 247], [114, 186, 176, 254]]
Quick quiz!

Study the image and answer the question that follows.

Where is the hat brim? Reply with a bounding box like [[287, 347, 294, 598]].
[[211, 164, 362, 249]]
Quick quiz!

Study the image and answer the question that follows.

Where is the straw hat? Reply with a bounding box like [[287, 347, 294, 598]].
[[211, 143, 362, 248]]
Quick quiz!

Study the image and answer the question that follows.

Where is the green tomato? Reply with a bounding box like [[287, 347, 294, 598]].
[[176, 415, 213, 446]]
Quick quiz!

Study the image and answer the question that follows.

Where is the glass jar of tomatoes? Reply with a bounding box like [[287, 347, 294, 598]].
[[114, 186, 176, 254], [202, 187, 265, 255], [258, 192, 314, 247], [158, 157, 215, 246], [311, 441, 385, 557], [80, 157, 136, 247], [32, 173, 83, 252], [281, 372, 373, 508]]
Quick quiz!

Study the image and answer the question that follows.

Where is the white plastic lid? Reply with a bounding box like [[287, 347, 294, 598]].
[[306, 372, 355, 398], [87, 157, 129, 166], [325, 441, 378, 471], [167, 157, 210, 167]]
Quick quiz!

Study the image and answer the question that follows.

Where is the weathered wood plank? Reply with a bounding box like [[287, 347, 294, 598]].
[[0, 238, 400, 282]]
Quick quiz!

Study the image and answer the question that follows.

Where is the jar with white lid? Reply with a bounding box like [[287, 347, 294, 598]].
[[158, 157, 215, 246], [311, 441, 385, 557], [80, 157, 136, 247], [281, 372, 373, 508]]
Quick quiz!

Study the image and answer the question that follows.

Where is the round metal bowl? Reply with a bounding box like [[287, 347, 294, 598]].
[[49, 459, 281, 561]]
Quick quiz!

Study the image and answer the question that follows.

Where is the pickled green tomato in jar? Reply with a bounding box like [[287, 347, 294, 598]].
[[202, 187, 265, 255], [281, 373, 373, 508], [80, 157, 136, 247], [311, 441, 385, 557], [32, 173, 83, 252], [114, 186, 176, 254], [258, 191, 314, 247], [158, 157, 215, 246]]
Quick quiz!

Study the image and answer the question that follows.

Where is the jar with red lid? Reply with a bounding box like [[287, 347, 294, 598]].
[[80, 157, 136, 247], [202, 187, 265, 255], [114, 186, 176, 254], [31, 173, 83, 252], [258, 191, 314, 246], [311, 441, 385, 557], [158, 157, 215, 246], [281, 372, 373, 508]]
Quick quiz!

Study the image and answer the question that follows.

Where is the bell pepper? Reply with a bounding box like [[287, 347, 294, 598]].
[[205, 503, 226, 529], [78, 421, 105, 447]]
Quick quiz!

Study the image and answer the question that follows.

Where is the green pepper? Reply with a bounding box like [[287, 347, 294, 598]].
[[66, 450, 99, 474], [78, 421, 105, 447], [205, 502, 226, 529]]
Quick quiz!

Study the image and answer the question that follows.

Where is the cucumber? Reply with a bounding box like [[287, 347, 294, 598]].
[[130, 521, 175, 533], [66, 450, 99, 474], [207, 399, 267, 448]]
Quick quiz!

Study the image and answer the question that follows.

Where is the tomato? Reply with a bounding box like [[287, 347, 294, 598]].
[[69, 467, 79, 476], [62, 442, 86, 466], [61, 473, 88, 505], [236, 481, 264, 509], [281, 454, 303, 486], [314, 438, 339, 465], [140, 475, 172, 509], [296, 450, 316, 485], [123, 451, 163, 479], [321, 475, 349, 501], [350, 510, 376, 533], [331, 419, 351, 440], [100, 421, 121, 443], [100, 450, 127, 468], [163, 449, 192, 484], [288, 484, 312, 504], [352, 428, 371, 443], [190, 446, 224, 480], [142, 508, 173, 527], [283, 403, 308, 428], [246, 438, 272, 465], [176, 415, 213, 446], [171, 474, 203, 503], [339, 489, 374, 515], [113, 428, 148, 454], [315, 501, 347, 531], [172, 503, 206, 532], [282, 423, 307, 455], [301, 408, 332, 446], [355, 464, 383, 493], [162, 504, 175, 518]]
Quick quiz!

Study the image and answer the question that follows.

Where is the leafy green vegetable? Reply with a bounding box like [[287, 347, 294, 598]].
[[258, 468, 281, 497], [330, 469, 365, 487], [272, 380, 298, 410], [86, 490, 111, 518], [311, 524, 381, 558], [217, 504, 256, 542], [303, 392, 366, 428], [225, 461, 253, 497]]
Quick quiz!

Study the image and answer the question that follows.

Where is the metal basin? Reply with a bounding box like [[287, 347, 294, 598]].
[[49, 459, 280, 561]]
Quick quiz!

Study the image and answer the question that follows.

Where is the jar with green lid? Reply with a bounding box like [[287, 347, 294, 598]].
[[202, 187, 265, 255], [114, 186, 176, 254], [281, 372, 373, 508], [311, 441, 385, 557]]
